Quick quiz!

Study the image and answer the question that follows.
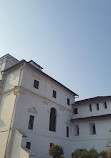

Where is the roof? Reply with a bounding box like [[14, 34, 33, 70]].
[[2, 60, 25, 73], [0, 54, 18, 62], [73, 96, 111, 105], [70, 113, 111, 122], [2, 60, 78, 96], [29, 60, 43, 69]]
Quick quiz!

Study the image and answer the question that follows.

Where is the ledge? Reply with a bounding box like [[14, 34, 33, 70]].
[[70, 114, 111, 122]]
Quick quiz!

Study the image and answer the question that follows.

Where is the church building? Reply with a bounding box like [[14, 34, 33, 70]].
[[0, 54, 111, 158]]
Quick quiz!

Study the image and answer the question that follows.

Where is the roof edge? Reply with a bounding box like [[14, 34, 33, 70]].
[[73, 96, 111, 105], [2, 60, 78, 96], [0, 54, 18, 61]]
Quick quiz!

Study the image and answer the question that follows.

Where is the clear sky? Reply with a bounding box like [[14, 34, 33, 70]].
[[0, 0, 111, 100]]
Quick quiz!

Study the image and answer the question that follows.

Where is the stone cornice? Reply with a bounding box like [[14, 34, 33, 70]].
[[1, 86, 72, 111]]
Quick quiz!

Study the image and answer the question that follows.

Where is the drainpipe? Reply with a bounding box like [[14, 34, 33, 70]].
[[4, 63, 26, 158]]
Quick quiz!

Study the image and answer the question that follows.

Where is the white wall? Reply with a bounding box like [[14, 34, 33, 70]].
[[72, 100, 111, 119], [0, 63, 76, 158], [0, 130, 9, 158], [13, 91, 74, 158], [20, 148, 30, 158], [0, 54, 18, 80], [5, 56, 18, 69], [9, 130, 22, 158], [20, 66, 75, 109], [0, 92, 16, 127], [72, 118, 111, 152], [10, 130, 31, 158], [1, 56, 110, 158], [3, 69, 21, 91]]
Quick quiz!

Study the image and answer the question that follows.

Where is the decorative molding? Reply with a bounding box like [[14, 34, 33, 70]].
[[65, 120, 72, 125], [1, 88, 14, 95], [2, 85, 72, 111], [59, 107, 64, 111], [28, 107, 37, 114], [32, 71, 42, 81], [43, 100, 49, 105]]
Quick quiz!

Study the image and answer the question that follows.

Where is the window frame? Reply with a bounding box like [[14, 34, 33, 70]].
[[50, 143, 54, 148], [53, 90, 56, 98], [74, 124, 79, 136], [26, 142, 31, 150], [73, 108, 78, 114], [89, 104, 92, 112], [28, 115, 34, 130], [89, 123, 96, 135], [66, 126, 69, 137], [96, 103, 99, 110], [33, 79, 39, 89], [104, 102, 107, 109], [49, 108, 57, 132], [67, 98, 70, 105]]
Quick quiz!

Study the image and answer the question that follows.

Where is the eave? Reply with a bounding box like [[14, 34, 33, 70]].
[[70, 114, 111, 123]]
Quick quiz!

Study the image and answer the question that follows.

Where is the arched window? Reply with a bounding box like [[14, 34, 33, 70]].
[[49, 108, 57, 132]]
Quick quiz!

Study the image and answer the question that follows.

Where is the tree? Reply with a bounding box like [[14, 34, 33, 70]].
[[99, 150, 108, 158], [88, 148, 99, 158], [72, 148, 99, 158], [49, 144, 64, 158], [72, 149, 89, 158]]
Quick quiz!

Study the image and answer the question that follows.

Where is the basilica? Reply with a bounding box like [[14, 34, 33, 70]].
[[0, 54, 111, 158]]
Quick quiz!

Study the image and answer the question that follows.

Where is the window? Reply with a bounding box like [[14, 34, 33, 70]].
[[26, 142, 31, 149], [89, 123, 96, 135], [28, 115, 34, 130], [50, 143, 54, 148], [53, 90, 56, 98], [33, 80, 39, 89], [104, 102, 107, 109], [74, 125, 79, 136], [73, 108, 78, 114], [49, 108, 57, 132], [89, 104, 92, 112], [66, 126, 69, 137], [96, 103, 99, 110], [67, 98, 70, 105]]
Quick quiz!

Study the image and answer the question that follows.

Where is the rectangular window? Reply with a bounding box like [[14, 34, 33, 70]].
[[73, 108, 78, 114], [67, 98, 70, 105], [33, 80, 39, 89], [66, 126, 69, 137], [28, 115, 34, 130], [89, 104, 92, 112], [50, 143, 54, 148], [89, 123, 96, 135], [104, 102, 107, 109], [53, 90, 56, 98], [96, 103, 99, 110], [26, 142, 31, 149], [74, 125, 79, 136]]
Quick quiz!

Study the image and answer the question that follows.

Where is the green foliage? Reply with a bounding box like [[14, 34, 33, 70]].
[[99, 150, 108, 158], [72, 148, 89, 158], [72, 149, 82, 158], [49, 144, 64, 158], [72, 148, 99, 158], [88, 148, 99, 158]]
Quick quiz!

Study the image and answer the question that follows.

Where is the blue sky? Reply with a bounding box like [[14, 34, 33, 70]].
[[0, 0, 111, 100]]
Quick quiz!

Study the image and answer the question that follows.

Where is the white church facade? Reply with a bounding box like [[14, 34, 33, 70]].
[[0, 54, 111, 158]]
